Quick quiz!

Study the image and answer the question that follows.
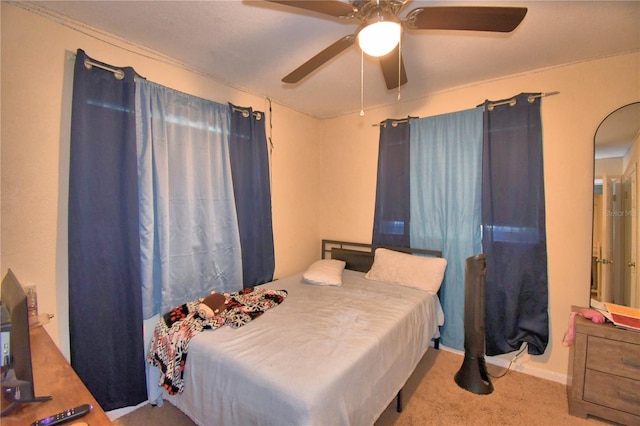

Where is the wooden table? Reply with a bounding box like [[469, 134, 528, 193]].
[[1, 326, 111, 425]]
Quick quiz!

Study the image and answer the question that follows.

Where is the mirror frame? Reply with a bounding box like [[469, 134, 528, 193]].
[[592, 101, 640, 308]]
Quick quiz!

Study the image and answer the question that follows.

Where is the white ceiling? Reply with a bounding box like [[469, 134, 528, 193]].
[[26, 1, 640, 119]]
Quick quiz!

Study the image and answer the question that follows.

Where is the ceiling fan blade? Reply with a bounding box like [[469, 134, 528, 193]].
[[379, 46, 407, 90], [282, 35, 355, 83], [267, 0, 356, 18], [405, 6, 527, 32]]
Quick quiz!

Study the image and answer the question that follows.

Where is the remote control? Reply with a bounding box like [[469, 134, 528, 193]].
[[31, 404, 92, 426]]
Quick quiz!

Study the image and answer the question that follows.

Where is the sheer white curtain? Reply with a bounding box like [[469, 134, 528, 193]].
[[135, 79, 243, 320]]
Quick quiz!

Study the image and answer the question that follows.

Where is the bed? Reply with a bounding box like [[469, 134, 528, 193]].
[[158, 240, 445, 426]]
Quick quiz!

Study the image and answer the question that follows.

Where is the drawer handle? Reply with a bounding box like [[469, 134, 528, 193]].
[[621, 357, 640, 370]]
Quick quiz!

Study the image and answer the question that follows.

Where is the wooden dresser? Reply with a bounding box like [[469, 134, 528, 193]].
[[567, 313, 640, 425], [1, 326, 111, 425]]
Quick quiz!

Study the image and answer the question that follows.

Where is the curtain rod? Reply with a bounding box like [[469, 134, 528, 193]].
[[231, 105, 263, 120], [374, 116, 418, 128], [70, 52, 263, 121], [85, 58, 125, 80], [484, 91, 560, 111], [67, 51, 126, 80], [372, 91, 560, 127]]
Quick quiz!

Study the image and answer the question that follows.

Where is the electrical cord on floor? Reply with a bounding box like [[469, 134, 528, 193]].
[[488, 343, 528, 379]]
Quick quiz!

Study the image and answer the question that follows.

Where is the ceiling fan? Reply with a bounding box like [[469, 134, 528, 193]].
[[267, 0, 527, 90]]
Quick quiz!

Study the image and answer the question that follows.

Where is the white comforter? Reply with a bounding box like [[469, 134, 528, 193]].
[[163, 269, 444, 426]]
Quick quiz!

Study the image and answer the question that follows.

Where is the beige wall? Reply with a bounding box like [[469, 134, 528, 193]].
[[2, 2, 640, 383], [319, 52, 640, 380], [595, 157, 624, 177], [1, 3, 320, 358]]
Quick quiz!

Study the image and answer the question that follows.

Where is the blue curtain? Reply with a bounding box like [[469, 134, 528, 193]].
[[409, 108, 483, 350], [228, 104, 275, 287], [136, 80, 243, 319], [372, 119, 411, 247], [482, 93, 548, 356], [68, 50, 147, 410]]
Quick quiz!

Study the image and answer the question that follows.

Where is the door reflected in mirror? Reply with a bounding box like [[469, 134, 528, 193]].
[[593, 102, 640, 308]]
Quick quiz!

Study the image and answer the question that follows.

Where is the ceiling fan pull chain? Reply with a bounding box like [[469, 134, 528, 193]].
[[360, 49, 365, 117], [397, 35, 402, 101]]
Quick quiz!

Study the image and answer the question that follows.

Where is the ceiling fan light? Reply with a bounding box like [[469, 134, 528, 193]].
[[358, 20, 401, 57]]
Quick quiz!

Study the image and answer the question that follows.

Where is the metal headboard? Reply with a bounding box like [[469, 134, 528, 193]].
[[321, 239, 443, 273]]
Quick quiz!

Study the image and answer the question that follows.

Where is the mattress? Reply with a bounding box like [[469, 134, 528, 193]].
[[163, 269, 444, 426]]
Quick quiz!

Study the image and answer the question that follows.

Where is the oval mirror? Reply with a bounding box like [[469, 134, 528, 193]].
[[592, 101, 640, 308]]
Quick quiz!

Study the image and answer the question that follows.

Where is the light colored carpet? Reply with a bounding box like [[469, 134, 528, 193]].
[[113, 349, 610, 426]]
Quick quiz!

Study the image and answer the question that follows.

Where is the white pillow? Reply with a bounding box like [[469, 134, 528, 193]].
[[365, 248, 447, 294], [303, 259, 346, 286]]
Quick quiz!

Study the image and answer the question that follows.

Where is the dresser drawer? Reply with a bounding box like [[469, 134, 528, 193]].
[[584, 369, 640, 416], [586, 336, 640, 380]]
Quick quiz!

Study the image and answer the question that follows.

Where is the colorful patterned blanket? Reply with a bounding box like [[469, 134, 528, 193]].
[[147, 287, 288, 395]]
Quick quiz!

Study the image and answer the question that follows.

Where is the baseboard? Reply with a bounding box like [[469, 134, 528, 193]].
[[440, 346, 568, 385], [106, 400, 149, 421]]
